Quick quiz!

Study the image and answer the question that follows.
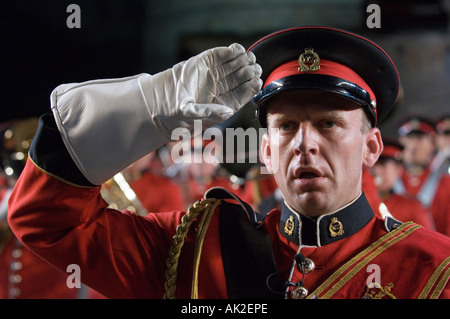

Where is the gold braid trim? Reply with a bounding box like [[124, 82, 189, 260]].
[[163, 198, 221, 299], [307, 222, 421, 299], [418, 256, 450, 299]]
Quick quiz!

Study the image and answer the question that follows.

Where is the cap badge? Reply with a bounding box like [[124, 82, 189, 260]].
[[409, 119, 420, 130], [298, 48, 320, 72], [284, 215, 295, 236], [329, 217, 344, 237]]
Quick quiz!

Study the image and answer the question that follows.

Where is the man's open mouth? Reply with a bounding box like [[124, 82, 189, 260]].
[[298, 172, 320, 179], [295, 166, 322, 180]]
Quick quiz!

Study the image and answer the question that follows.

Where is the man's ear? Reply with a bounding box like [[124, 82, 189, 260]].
[[363, 127, 383, 169], [260, 132, 274, 174]]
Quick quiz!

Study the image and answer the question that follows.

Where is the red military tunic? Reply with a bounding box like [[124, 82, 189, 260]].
[[383, 193, 435, 230], [0, 235, 105, 299], [1, 189, 105, 299], [8, 158, 450, 299], [399, 166, 450, 236], [428, 175, 450, 236], [129, 171, 187, 212]]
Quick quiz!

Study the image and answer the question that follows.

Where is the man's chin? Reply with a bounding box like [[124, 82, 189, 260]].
[[290, 192, 332, 217]]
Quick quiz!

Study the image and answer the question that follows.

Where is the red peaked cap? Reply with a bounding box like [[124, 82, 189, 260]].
[[398, 116, 437, 136], [380, 137, 404, 161], [248, 26, 400, 127], [435, 115, 450, 134]]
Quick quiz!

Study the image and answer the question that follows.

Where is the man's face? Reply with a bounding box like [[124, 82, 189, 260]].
[[260, 91, 382, 217], [399, 133, 435, 167], [435, 133, 450, 152]]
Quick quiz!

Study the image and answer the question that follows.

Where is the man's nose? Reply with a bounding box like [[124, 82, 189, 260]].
[[293, 123, 319, 156]]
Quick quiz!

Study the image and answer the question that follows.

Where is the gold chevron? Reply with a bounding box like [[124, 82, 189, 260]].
[[307, 222, 421, 299]]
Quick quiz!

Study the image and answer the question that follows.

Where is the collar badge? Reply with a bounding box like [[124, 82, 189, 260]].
[[329, 217, 344, 237], [284, 215, 295, 236]]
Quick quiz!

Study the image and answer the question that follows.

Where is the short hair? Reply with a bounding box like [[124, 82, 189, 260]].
[[360, 109, 372, 133]]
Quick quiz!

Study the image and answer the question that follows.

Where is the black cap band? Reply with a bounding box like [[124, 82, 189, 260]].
[[252, 74, 375, 127]]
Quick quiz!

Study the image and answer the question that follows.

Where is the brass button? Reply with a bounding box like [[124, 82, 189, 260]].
[[9, 274, 22, 283], [11, 248, 23, 258], [9, 287, 21, 298], [291, 285, 309, 299], [10, 261, 22, 271], [300, 258, 315, 274], [392, 223, 400, 229]]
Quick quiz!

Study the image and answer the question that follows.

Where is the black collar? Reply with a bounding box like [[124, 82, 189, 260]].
[[279, 192, 374, 246]]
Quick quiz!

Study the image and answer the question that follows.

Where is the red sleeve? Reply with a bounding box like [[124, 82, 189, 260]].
[[8, 159, 183, 298]]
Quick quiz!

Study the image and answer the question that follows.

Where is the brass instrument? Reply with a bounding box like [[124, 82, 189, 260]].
[[101, 172, 148, 215], [100, 144, 183, 215]]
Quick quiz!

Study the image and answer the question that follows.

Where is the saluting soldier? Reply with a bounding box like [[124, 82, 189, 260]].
[[7, 26, 450, 299]]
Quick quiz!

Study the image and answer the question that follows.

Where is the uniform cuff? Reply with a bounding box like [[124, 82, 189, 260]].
[[29, 114, 96, 187]]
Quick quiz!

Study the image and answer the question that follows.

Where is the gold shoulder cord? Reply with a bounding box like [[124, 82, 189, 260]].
[[163, 198, 222, 299]]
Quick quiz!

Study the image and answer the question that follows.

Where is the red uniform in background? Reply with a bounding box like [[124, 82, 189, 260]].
[[370, 137, 435, 230], [382, 193, 434, 229], [398, 167, 450, 236], [363, 168, 434, 229], [396, 117, 450, 236], [130, 172, 186, 212]]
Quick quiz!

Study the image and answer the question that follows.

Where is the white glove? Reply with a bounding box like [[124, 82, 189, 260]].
[[51, 43, 262, 185], [141, 43, 262, 138]]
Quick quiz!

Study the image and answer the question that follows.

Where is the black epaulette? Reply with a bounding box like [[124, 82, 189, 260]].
[[384, 216, 403, 232]]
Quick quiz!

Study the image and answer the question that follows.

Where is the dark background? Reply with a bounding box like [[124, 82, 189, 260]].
[[0, 1, 145, 123]]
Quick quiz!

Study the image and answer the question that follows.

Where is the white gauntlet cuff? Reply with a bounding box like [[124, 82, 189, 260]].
[[51, 74, 168, 185]]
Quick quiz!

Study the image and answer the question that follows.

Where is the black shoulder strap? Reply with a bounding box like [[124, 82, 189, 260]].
[[205, 187, 283, 298], [204, 186, 260, 222], [384, 216, 403, 232]]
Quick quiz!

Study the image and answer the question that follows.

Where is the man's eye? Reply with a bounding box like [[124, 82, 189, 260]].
[[280, 122, 294, 131], [322, 120, 336, 128]]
